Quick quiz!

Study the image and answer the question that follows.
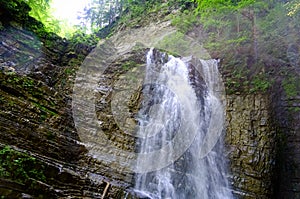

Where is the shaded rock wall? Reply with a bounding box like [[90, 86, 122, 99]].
[[225, 94, 276, 198], [1, 2, 299, 198], [271, 83, 300, 199], [0, 25, 284, 199], [0, 2, 137, 198]]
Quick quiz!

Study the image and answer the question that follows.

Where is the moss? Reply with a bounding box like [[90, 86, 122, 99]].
[[288, 107, 300, 113], [32, 102, 58, 116], [249, 74, 273, 93], [0, 22, 4, 30], [0, 146, 46, 185], [46, 132, 55, 140], [0, 96, 4, 103], [0, 71, 63, 125], [64, 68, 74, 75], [121, 61, 139, 71], [22, 78, 35, 88], [282, 75, 300, 98], [223, 66, 274, 95], [4, 73, 35, 89]]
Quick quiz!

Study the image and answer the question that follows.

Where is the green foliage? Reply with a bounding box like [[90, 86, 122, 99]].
[[26, 0, 79, 37], [78, 0, 168, 32], [224, 66, 248, 94], [26, 0, 52, 22], [121, 61, 137, 70], [78, 0, 123, 32], [0, 146, 46, 185], [22, 78, 35, 88], [70, 31, 100, 46], [1, 0, 64, 37], [258, 3, 291, 60], [282, 75, 300, 98], [249, 73, 272, 93], [195, 0, 255, 14], [114, 0, 196, 29], [286, 0, 300, 16], [168, 0, 195, 10], [171, 10, 200, 33], [0, 0, 31, 22], [224, 65, 273, 94], [18, 0, 197, 36], [195, 0, 269, 57], [32, 101, 58, 119], [119, 0, 164, 25], [5, 74, 37, 92], [23, 0, 64, 35], [191, 0, 300, 96], [125, 0, 154, 18]]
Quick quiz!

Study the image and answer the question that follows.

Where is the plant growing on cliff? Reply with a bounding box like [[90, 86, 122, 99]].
[[171, 9, 199, 33], [250, 73, 272, 93], [282, 75, 300, 98], [0, 146, 46, 185]]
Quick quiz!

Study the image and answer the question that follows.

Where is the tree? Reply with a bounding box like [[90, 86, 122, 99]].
[[286, 0, 300, 16], [23, 0, 63, 34], [78, 0, 124, 32]]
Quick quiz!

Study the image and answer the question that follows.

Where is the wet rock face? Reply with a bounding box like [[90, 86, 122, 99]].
[[271, 84, 300, 199], [1, 3, 298, 197], [0, 7, 136, 198], [0, 27, 210, 197], [0, 26, 64, 85], [225, 94, 276, 199], [0, 23, 279, 198], [0, 34, 99, 198]]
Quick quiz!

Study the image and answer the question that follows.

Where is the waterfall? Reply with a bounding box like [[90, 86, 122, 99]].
[[133, 49, 233, 199]]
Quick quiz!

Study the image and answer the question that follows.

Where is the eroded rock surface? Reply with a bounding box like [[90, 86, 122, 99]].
[[1, 1, 299, 198], [225, 94, 276, 198]]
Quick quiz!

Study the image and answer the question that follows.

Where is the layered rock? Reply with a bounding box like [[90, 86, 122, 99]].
[[225, 94, 276, 198], [1, 1, 300, 198], [271, 81, 300, 199], [0, 2, 136, 198], [0, 25, 276, 199]]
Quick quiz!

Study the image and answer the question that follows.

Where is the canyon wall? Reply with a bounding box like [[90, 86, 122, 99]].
[[1, 3, 300, 198], [225, 94, 276, 198]]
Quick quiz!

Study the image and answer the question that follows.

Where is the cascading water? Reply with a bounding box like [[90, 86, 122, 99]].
[[133, 48, 233, 199]]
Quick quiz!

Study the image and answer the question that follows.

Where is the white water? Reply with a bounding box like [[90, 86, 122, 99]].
[[134, 49, 233, 199]]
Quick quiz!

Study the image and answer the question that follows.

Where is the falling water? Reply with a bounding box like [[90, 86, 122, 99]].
[[134, 49, 233, 199]]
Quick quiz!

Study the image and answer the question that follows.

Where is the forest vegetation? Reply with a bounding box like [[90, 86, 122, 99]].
[[0, 0, 299, 101]]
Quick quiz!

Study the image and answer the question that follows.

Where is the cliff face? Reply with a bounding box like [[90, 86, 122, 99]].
[[0, 3, 135, 198], [271, 83, 300, 199], [1, 2, 300, 199], [280, 97, 300, 199], [225, 94, 276, 198], [224, 78, 300, 199]]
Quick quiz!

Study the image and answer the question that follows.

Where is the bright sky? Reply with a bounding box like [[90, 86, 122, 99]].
[[51, 0, 91, 25]]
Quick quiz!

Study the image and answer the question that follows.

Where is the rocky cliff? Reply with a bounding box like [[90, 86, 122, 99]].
[[0, 2, 136, 198], [271, 82, 300, 199], [225, 94, 276, 198], [1, 1, 300, 199]]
